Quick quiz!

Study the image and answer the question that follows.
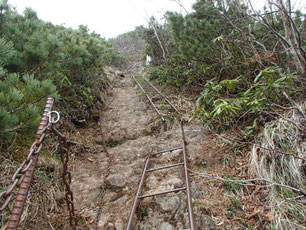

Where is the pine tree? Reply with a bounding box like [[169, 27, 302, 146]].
[[0, 37, 57, 147], [0, 0, 122, 149]]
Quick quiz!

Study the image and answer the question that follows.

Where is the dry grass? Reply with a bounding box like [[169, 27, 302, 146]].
[[0, 131, 87, 230], [249, 103, 306, 229]]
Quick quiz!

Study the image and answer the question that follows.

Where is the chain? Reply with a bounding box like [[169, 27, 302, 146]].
[[51, 126, 77, 229], [0, 125, 50, 212], [0, 98, 76, 229]]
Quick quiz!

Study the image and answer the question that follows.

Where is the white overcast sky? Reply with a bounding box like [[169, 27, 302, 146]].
[[9, 0, 196, 38], [9, 0, 305, 39]]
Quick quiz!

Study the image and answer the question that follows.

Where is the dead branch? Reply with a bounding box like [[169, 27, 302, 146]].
[[281, 89, 306, 119], [144, 14, 167, 60], [187, 168, 306, 196], [170, 0, 188, 14], [276, 195, 304, 207], [216, 134, 306, 161]]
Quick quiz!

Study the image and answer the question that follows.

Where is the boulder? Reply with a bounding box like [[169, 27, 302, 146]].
[[107, 174, 126, 188], [157, 195, 180, 212], [201, 214, 216, 230]]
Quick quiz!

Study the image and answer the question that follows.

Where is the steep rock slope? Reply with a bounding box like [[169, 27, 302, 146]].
[[71, 68, 209, 229]]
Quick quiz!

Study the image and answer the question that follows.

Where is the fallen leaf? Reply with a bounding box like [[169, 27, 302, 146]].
[[246, 212, 258, 219], [82, 213, 91, 218], [232, 216, 242, 221], [248, 218, 256, 225], [264, 212, 274, 221], [246, 210, 260, 219], [242, 195, 252, 202], [246, 206, 264, 219], [248, 205, 256, 212]]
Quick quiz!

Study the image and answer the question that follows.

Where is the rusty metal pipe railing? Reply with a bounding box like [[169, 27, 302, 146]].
[[181, 122, 195, 230], [126, 158, 150, 230], [126, 61, 142, 71], [142, 76, 181, 114], [6, 97, 54, 230], [146, 162, 184, 172], [132, 75, 166, 122], [128, 74, 194, 228], [138, 187, 186, 199], [151, 146, 182, 156], [126, 123, 195, 230]]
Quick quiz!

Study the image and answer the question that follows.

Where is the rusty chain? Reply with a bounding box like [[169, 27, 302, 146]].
[[0, 97, 77, 230], [51, 126, 77, 229]]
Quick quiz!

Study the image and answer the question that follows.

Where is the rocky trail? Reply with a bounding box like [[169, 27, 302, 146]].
[[70, 67, 245, 230]]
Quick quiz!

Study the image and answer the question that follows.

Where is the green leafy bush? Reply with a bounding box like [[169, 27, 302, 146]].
[[0, 1, 123, 148], [143, 0, 304, 89], [0, 72, 57, 145], [195, 67, 294, 129], [148, 64, 187, 87]]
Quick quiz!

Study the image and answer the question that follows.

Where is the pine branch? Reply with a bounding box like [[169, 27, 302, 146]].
[[8, 95, 47, 114]]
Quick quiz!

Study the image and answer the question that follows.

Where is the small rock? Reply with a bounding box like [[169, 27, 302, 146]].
[[107, 223, 115, 229], [107, 174, 126, 188], [147, 175, 158, 189], [111, 195, 128, 206], [54, 189, 63, 201], [159, 222, 174, 230], [157, 195, 180, 212], [97, 213, 111, 229], [201, 214, 216, 230], [167, 178, 183, 188], [123, 211, 130, 221], [176, 222, 184, 230], [87, 210, 97, 220], [115, 222, 123, 230], [191, 184, 204, 200], [103, 192, 117, 202]]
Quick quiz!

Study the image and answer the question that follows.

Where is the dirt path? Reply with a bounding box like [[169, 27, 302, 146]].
[[70, 68, 245, 230]]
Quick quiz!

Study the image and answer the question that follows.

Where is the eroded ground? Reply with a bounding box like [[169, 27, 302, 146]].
[[70, 67, 260, 230]]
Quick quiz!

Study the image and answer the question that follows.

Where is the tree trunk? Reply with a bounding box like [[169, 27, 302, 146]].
[[277, 0, 305, 76], [146, 18, 167, 60]]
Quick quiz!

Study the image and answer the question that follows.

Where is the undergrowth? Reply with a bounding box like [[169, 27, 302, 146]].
[[249, 103, 306, 229], [195, 67, 294, 132]]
